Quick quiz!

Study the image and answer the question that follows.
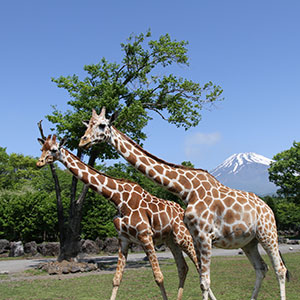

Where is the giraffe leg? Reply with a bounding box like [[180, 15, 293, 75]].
[[256, 215, 288, 300], [259, 241, 288, 300], [172, 224, 217, 300], [193, 235, 216, 300], [167, 238, 188, 300], [242, 239, 269, 300], [110, 238, 130, 300], [139, 234, 168, 300]]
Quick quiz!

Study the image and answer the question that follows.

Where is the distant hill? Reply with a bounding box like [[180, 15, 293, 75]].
[[210, 152, 277, 196]]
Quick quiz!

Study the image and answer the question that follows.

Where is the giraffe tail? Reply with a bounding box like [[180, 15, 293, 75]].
[[279, 250, 290, 282]]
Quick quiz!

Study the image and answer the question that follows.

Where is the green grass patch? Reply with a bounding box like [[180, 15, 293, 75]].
[[0, 252, 299, 300]]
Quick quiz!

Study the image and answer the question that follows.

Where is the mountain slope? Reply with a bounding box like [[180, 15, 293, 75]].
[[210, 152, 277, 196]]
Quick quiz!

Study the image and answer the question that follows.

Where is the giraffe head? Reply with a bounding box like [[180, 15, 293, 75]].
[[36, 134, 65, 167], [79, 107, 117, 148]]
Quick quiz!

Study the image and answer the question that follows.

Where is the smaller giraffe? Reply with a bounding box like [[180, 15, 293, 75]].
[[37, 134, 199, 300]]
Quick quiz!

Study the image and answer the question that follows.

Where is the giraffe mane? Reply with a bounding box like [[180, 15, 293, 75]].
[[66, 150, 137, 185], [114, 127, 209, 173]]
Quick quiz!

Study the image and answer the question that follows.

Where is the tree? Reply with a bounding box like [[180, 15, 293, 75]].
[[44, 30, 223, 261], [0, 147, 39, 190], [269, 141, 300, 204], [263, 196, 300, 231]]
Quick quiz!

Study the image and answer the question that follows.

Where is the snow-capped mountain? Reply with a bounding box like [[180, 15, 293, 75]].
[[210, 152, 277, 196]]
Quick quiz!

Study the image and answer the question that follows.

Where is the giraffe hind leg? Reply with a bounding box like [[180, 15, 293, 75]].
[[110, 238, 130, 300], [259, 242, 288, 300], [242, 239, 269, 300], [139, 234, 168, 300], [171, 226, 217, 300]]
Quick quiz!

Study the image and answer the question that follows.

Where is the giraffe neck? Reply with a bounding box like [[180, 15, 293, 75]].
[[58, 148, 122, 207], [109, 126, 208, 200]]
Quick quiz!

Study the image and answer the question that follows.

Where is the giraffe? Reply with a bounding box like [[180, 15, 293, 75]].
[[37, 134, 200, 300], [79, 107, 290, 300]]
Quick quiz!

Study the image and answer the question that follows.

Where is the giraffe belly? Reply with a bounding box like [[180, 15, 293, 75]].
[[212, 224, 256, 249]]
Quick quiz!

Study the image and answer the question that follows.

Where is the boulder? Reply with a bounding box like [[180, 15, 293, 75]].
[[24, 241, 38, 256], [38, 260, 98, 275], [103, 237, 119, 253], [287, 239, 300, 245], [95, 237, 105, 251], [130, 243, 144, 253], [9, 241, 24, 257], [81, 239, 100, 254], [0, 239, 10, 254], [37, 242, 60, 256]]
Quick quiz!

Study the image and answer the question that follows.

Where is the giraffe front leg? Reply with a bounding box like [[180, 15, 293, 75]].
[[193, 235, 217, 300], [167, 238, 189, 300], [110, 238, 129, 300], [139, 234, 168, 300], [184, 214, 217, 300]]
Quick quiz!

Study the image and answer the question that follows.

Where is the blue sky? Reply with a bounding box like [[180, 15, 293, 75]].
[[1, 1, 299, 171]]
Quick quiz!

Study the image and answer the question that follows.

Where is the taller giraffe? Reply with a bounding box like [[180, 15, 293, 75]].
[[37, 134, 200, 300], [79, 107, 289, 300]]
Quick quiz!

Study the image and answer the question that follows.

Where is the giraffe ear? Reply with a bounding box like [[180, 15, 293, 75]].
[[59, 136, 67, 148], [82, 121, 89, 128], [37, 138, 45, 146], [109, 111, 119, 124], [99, 107, 106, 118], [92, 108, 98, 118]]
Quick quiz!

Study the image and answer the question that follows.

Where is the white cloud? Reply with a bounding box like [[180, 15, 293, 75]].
[[184, 132, 221, 158]]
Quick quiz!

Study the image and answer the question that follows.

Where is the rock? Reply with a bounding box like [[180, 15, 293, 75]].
[[24, 241, 38, 256], [95, 237, 104, 251], [278, 236, 288, 244], [287, 239, 300, 245], [38, 260, 98, 275], [81, 239, 100, 254], [0, 239, 10, 254], [130, 243, 144, 253], [37, 242, 60, 256], [0, 270, 9, 275], [70, 266, 81, 273], [155, 244, 167, 252], [9, 241, 24, 257], [62, 267, 70, 274], [103, 237, 119, 253]]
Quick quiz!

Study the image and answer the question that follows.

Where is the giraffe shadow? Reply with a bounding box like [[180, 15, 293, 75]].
[[86, 256, 172, 272]]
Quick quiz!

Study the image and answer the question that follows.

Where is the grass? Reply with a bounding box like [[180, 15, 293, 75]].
[[0, 252, 299, 300]]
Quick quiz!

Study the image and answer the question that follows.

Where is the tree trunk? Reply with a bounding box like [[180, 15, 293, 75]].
[[54, 148, 99, 262]]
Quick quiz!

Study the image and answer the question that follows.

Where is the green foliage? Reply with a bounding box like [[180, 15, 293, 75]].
[[275, 200, 300, 230], [81, 191, 117, 240], [0, 147, 39, 190], [263, 195, 300, 230], [181, 161, 195, 168], [48, 30, 223, 156], [269, 141, 300, 204], [0, 190, 58, 242]]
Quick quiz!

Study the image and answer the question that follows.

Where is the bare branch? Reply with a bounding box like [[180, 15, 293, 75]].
[[148, 108, 168, 121], [37, 120, 46, 140]]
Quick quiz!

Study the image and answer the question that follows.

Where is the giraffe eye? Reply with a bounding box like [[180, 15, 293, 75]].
[[98, 124, 106, 131]]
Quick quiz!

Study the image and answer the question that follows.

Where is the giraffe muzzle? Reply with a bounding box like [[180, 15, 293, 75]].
[[36, 160, 45, 168], [79, 136, 92, 148]]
